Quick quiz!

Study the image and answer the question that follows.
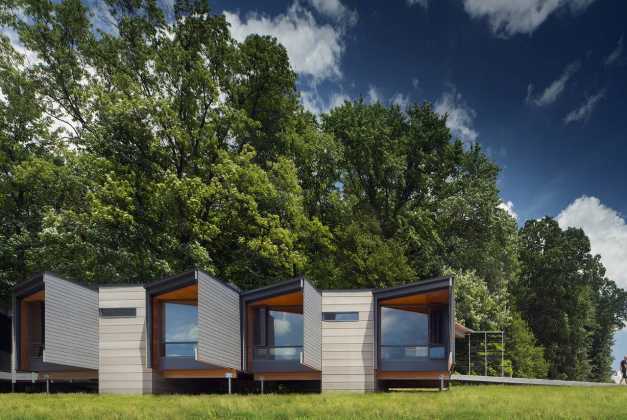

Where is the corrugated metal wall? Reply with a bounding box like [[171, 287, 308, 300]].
[[197, 271, 241, 370], [44, 273, 98, 370], [321, 291, 375, 392], [302, 280, 322, 370], [98, 286, 153, 394]]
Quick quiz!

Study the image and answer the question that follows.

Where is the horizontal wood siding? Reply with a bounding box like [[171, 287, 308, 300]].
[[303, 280, 322, 370], [197, 272, 241, 370], [98, 286, 152, 394], [44, 274, 99, 370], [321, 291, 375, 393]]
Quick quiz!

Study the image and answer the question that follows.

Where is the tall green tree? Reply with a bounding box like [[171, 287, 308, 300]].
[[516, 218, 626, 381]]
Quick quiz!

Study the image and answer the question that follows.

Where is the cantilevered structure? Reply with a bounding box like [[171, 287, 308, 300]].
[[4, 271, 456, 394]]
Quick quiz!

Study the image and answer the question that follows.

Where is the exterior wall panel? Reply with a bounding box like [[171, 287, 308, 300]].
[[302, 280, 322, 370], [98, 286, 153, 394], [197, 271, 241, 370], [44, 274, 99, 370], [321, 291, 375, 393]]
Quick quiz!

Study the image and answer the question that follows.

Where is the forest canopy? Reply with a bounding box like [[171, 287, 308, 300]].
[[1, 0, 625, 381]]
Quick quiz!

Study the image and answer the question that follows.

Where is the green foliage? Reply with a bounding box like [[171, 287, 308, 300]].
[[0, 0, 624, 383], [515, 217, 626, 381], [446, 267, 509, 331], [506, 312, 549, 378], [4, 388, 627, 418]]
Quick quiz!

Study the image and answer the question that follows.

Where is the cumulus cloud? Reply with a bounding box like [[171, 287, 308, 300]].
[[407, 0, 429, 8], [498, 200, 518, 220], [367, 85, 383, 104], [308, 0, 358, 26], [526, 61, 580, 106], [557, 196, 627, 289], [301, 89, 350, 114], [391, 92, 411, 110], [225, 2, 346, 82], [0, 27, 40, 66], [463, 0, 598, 38], [605, 35, 623, 66], [434, 87, 478, 145], [563, 89, 605, 124]]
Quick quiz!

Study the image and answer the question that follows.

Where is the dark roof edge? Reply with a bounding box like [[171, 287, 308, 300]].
[[241, 277, 304, 302], [144, 269, 241, 295], [372, 276, 453, 297]]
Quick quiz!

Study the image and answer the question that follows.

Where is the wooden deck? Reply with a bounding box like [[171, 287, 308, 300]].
[[451, 374, 618, 387]]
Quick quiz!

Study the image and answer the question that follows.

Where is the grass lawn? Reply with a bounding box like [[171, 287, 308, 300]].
[[1, 386, 626, 419]]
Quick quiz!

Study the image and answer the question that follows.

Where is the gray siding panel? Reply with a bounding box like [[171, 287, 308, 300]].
[[197, 271, 241, 370], [99, 286, 153, 394], [321, 291, 375, 393], [302, 280, 321, 370], [44, 274, 98, 370]]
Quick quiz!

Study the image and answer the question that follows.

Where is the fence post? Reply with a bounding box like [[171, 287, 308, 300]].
[[484, 331, 487, 376], [225, 372, 233, 395], [501, 331, 504, 377], [468, 334, 471, 374]]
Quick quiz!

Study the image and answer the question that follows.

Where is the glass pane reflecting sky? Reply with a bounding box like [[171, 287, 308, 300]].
[[164, 302, 198, 342], [267, 309, 303, 347], [381, 306, 428, 346]]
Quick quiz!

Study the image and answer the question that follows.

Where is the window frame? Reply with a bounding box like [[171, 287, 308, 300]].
[[322, 311, 359, 322], [379, 303, 447, 362], [253, 305, 304, 361], [161, 300, 199, 359]]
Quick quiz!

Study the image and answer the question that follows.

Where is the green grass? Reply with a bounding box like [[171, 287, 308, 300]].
[[1, 386, 626, 419]]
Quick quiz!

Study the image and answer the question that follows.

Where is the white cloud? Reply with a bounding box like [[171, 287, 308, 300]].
[[225, 2, 346, 82], [434, 87, 478, 145], [391, 92, 410, 110], [498, 200, 518, 220], [412, 78, 420, 89], [563, 89, 605, 124], [301, 89, 350, 114], [0, 26, 40, 66], [407, 0, 429, 8], [557, 196, 627, 289], [84, 0, 118, 36], [367, 85, 382, 104], [605, 35, 623, 66], [463, 0, 598, 38], [308, 0, 358, 26], [527, 61, 580, 106]]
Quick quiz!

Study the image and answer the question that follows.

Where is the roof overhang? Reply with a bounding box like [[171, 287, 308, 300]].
[[241, 278, 304, 304], [144, 269, 240, 296], [372, 276, 452, 301]]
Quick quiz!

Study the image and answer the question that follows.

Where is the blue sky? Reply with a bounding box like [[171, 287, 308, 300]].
[[214, 0, 627, 369], [214, 0, 627, 279], [4, 0, 627, 370]]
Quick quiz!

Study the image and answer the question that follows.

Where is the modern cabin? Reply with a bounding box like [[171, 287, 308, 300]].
[[241, 278, 322, 383], [4, 271, 457, 393], [12, 273, 99, 385]]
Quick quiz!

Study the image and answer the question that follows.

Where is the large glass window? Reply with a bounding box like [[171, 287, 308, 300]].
[[254, 307, 303, 361], [163, 302, 198, 358], [380, 305, 446, 361]]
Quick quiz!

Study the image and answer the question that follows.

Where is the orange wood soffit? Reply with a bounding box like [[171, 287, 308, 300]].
[[379, 288, 449, 306], [155, 284, 198, 301], [23, 289, 45, 302], [248, 291, 303, 307], [39, 370, 99, 380], [253, 371, 321, 381], [160, 368, 238, 379]]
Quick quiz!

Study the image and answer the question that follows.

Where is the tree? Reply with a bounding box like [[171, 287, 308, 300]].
[[506, 312, 549, 378], [516, 218, 627, 381], [0, 0, 332, 292]]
